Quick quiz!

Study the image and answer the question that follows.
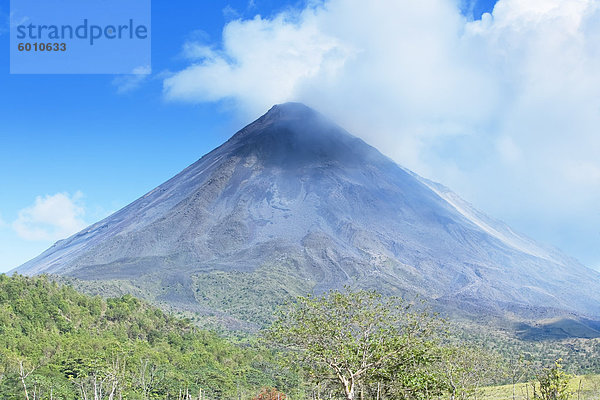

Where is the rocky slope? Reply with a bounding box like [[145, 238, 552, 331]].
[[14, 103, 600, 329]]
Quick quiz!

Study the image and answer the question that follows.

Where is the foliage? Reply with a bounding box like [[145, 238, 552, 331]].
[[0, 274, 297, 399], [439, 345, 501, 400], [446, 317, 600, 378], [59, 274, 600, 380], [532, 359, 573, 400], [265, 288, 448, 400], [3, 274, 598, 400], [480, 373, 600, 400]]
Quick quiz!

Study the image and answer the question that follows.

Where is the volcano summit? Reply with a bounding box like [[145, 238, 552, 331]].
[[15, 103, 600, 329]]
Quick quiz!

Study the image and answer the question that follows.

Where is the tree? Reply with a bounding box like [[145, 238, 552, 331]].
[[439, 346, 500, 400], [509, 355, 531, 400], [532, 359, 573, 400], [0, 274, 293, 399], [265, 289, 443, 400]]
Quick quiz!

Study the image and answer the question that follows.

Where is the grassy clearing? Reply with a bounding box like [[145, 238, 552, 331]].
[[480, 374, 600, 400]]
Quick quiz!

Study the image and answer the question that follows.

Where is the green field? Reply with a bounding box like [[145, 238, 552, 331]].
[[481, 374, 600, 400]]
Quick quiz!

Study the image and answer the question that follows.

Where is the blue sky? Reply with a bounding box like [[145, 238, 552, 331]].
[[2, 0, 599, 273], [0, 0, 275, 270]]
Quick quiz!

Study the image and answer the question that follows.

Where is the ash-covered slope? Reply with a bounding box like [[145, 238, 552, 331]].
[[15, 103, 600, 324]]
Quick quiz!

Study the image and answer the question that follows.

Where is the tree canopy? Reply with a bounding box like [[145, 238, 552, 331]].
[[265, 289, 448, 400], [0, 274, 297, 400]]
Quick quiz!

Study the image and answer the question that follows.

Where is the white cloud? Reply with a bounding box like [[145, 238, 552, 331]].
[[112, 65, 152, 93], [222, 5, 241, 20], [163, 0, 600, 267], [163, 8, 355, 113], [12, 192, 87, 241]]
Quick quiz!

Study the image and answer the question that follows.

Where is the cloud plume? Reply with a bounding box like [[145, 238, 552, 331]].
[[164, 0, 600, 268]]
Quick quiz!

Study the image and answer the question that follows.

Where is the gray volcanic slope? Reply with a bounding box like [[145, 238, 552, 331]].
[[15, 103, 600, 324]]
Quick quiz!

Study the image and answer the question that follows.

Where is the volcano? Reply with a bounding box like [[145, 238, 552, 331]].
[[15, 103, 600, 329]]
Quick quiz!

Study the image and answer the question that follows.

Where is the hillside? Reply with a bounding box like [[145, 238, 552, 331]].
[[13, 103, 600, 331], [2, 274, 600, 400], [0, 274, 298, 399], [480, 374, 600, 400]]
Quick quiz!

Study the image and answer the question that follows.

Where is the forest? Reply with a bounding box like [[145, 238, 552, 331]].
[[0, 274, 298, 399], [1, 274, 599, 399]]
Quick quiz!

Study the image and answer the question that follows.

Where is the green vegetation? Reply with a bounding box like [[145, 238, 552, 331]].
[[190, 264, 315, 328], [55, 262, 315, 333], [265, 289, 509, 400], [2, 274, 600, 400], [449, 321, 600, 381], [480, 374, 600, 400], [532, 359, 572, 400], [0, 274, 298, 399], [264, 289, 600, 400], [266, 290, 446, 400], [55, 275, 600, 378]]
